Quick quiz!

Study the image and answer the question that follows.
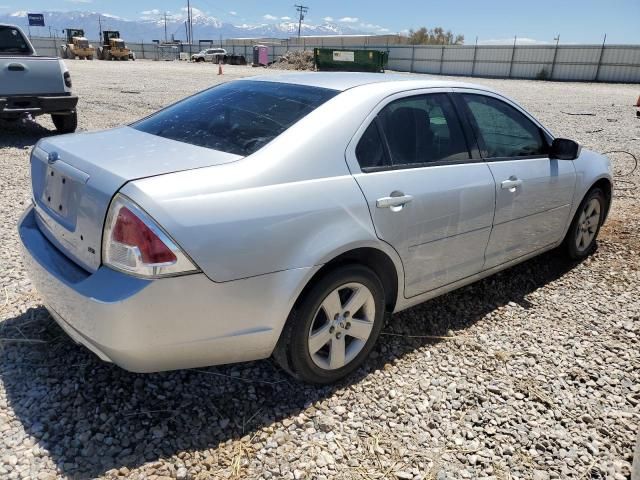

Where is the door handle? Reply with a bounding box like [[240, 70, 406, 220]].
[[501, 178, 523, 191], [376, 194, 413, 209], [7, 63, 25, 72]]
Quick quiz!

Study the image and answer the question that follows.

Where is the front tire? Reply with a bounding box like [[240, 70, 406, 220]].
[[564, 187, 607, 260], [275, 265, 385, 384], [51, 111, 78, 134]]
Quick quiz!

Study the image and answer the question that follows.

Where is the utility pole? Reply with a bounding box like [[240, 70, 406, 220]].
[[294, 4, 308, 39], [163, 12, 168, 42], [98, 14, 102, 40], [187, 0, 192, 44]]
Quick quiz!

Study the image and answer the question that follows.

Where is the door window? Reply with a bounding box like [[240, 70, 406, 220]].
[[378, 93, 470, 167], [355, 121, 390, 169], [461, 94, 547, 158]]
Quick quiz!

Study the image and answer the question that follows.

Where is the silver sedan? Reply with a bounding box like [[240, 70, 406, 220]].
[[18, 73, 613, 384]]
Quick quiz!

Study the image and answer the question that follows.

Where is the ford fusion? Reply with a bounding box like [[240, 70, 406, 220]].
[[19, 73, 612, 384]]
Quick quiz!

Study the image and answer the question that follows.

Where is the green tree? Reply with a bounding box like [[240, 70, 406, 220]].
[[407, 27, 464, 45]]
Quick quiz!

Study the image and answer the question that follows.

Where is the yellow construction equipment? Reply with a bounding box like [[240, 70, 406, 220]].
[[60, 28, 94, 60], [97, 31, 135, 61]]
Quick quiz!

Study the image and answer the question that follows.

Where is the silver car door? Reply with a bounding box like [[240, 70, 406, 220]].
[[346, 90, 496, 298], [455, 91, 576, 268]]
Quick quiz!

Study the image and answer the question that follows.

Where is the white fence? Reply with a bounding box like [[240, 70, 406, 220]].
[[29, 36, 640, 83]]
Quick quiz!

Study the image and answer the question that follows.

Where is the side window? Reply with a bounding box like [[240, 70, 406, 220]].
[[461, 94, 547, 158], [356, 121, 389, 169], [377, 93, 470, 167]]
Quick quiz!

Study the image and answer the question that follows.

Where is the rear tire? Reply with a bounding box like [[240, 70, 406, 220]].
[[564, 187, 607, 260], [274, 265, 386, 384], [51, 111, 78, 134]]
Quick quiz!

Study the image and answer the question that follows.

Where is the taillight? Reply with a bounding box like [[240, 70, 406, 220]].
[[103, 194, 198, 278], [63, 71, 72, 88]]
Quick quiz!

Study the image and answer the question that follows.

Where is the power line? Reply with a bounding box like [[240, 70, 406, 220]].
[[294, 4, 308, 38]]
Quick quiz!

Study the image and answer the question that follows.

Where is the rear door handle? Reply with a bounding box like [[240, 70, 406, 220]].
[[7, 63, 25, 72], [501, 178, 523, 191], [376, 194, 413, 209]]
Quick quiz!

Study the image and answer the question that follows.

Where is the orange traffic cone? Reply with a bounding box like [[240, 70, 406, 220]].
[[218, 62, 223, 75]]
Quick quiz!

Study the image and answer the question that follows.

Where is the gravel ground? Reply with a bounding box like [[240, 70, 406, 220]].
[[1, 61, 639, 480]]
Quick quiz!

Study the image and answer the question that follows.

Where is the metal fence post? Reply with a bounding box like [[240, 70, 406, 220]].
[[141, 42, 145, 59], [471, 37, 478, 76], [550, 36, 560, 80], [508, 36, 517, 78], [594, 34, 607, 82], [410, 45, 415, 73], [439, 45, 445, 74]]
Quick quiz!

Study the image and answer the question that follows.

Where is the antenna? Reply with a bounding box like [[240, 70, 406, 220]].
[[294, 4, 309, 39]]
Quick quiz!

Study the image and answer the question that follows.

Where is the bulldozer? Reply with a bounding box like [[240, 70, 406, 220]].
[[60, 29, 94, 60], [97, 30, 135, 61]]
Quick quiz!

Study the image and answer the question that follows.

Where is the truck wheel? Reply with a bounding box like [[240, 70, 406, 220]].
[[51, 112, 78, 134], [59, 45, 66, 58]]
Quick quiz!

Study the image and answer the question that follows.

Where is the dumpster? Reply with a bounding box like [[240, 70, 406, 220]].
[[314, 48, 388, 73], [252, 45, 269, 66]]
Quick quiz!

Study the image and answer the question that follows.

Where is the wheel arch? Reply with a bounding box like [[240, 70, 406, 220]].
[[590, 177, 613, 223], [294, 247, 402, 315]]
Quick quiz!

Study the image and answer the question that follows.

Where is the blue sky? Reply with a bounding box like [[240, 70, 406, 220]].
[[4, 0, 639, 44]]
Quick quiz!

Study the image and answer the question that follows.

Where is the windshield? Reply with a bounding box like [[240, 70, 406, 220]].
[[132, 80, 338, 156], [0, 26, 31, 54]]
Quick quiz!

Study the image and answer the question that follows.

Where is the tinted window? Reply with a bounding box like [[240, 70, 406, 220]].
[[378, 93, 469, 167], [0, 26, 31, 54], [462, 94, 547, 158], [133, 81, 338, 156], [356, 121, 389, 169]]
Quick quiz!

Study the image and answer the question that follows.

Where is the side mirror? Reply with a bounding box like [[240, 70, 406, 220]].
[[550, 138, 581, 160]]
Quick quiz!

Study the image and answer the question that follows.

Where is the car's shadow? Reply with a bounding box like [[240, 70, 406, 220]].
[[0, 118, 56, 149], [0, 249, 577, 478]]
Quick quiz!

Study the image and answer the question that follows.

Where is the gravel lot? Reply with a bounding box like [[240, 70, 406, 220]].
[[1, 60, 639, 480]]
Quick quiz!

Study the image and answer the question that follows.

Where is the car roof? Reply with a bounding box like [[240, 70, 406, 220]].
[[246, 71, 496, 94]]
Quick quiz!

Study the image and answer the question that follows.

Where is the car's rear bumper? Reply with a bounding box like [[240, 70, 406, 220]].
[[0, 94, 77, 117], [18, 206, 315, 372]]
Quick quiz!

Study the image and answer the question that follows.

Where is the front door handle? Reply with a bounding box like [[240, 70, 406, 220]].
[[376, 193, 413, 209], [501, 178, 523, 191], [7, 63, 25, 72]]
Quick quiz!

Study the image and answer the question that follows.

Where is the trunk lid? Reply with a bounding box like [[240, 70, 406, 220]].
[[31, 126, 241, 272], [0, 56, 65, 96]]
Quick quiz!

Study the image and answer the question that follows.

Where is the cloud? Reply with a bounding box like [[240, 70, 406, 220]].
[[263, 14, 277, 20], [65, 0, 92, 3], [280, 16, 291, 21], [229, 11, 237, 16], [323, 16, 334, 22], [141, 9, 160, 15], [338, 16, 358, 23], [479, 37, 549, 45]]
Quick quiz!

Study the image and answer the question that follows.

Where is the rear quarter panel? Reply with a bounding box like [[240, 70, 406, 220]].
[[121, 83, 407, 283]]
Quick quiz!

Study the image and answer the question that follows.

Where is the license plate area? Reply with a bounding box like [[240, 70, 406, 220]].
[[39, 160, 89, 232]]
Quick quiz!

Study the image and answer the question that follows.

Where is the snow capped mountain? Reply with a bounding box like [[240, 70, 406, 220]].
[[1, 10, 371, 42]]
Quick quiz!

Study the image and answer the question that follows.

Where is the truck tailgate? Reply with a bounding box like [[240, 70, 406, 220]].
[[0, 56, 64, 96]]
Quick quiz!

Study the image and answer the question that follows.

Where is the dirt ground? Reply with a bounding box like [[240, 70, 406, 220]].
[[0, 60, 638, 479]]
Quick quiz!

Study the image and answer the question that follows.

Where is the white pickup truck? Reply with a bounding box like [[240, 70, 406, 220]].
[[0, 24, 78, 133]]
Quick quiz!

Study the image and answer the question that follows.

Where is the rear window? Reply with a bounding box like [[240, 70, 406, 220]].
[[132, 80, 338, 156], [0, 26, 31, 54]]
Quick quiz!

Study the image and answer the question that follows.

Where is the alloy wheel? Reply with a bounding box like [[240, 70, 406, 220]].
[[307, 282, 376, 370], [575, 198, 601, 252]]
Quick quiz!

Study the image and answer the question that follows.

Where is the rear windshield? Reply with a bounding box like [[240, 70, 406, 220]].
[[0, 26, 31, 54], [132, 80, 338, 156]]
